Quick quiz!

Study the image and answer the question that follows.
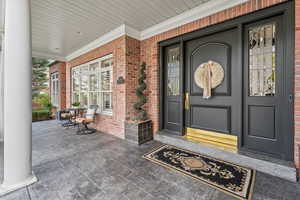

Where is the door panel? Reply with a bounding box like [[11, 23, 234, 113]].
[[163, 44, 183, 133], [190, 106, 231, 133], [248, 105, 275, 139], [243, 16, 285, 158], [185, 28, 241, 136]]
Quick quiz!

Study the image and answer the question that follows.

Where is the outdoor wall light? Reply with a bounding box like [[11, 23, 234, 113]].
[[117, 76, 125, 84]]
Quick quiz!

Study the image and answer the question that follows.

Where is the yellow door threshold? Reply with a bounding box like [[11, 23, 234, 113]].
[[185, 128, 238, 153]]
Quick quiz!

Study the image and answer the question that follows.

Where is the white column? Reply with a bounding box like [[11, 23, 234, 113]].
[[0, 0, 5, 142], [0, 0, 37, 196], [0, 33, 3, 142]]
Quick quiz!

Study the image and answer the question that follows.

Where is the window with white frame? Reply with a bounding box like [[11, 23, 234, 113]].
[[71, 55, 113, 114], [50, 72, 59, 107]]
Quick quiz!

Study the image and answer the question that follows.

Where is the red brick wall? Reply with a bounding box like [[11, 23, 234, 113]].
[[49, 61, 67, 110], [125, 36, 141, 121], [294, 0, 300, 168], [66, 36, 127, 138], [141, 0, 289, 135]]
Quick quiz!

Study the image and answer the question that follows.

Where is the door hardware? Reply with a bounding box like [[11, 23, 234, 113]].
[[185, 93, 190, 110]]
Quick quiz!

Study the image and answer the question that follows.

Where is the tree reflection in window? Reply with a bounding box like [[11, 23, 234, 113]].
[[167, 47, 180, 96], [249, 23, 276, 96]]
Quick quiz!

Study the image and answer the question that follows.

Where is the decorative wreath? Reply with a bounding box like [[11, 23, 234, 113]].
[[194, 60, 224, 89]]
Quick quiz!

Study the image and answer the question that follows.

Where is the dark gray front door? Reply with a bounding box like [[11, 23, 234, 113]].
[[243, 16, 287, 159], [160, 2, 293, 161], [185, 28, 241, 136]]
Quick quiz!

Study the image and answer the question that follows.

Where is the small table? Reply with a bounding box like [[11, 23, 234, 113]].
[[61, 107, 86, 127]]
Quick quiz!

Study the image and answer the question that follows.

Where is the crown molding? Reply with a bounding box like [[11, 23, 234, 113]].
[[140, 0, 248, 40], [32, 51, 66, 62], [66, 24, 141, 61], [125, 25, 141, 40], [66, 25, 126, 61]]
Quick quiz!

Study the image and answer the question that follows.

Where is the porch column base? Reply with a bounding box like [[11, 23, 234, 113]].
[[0, 173, 37, 196]]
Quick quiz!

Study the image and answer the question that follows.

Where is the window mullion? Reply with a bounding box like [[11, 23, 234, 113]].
[[99, 65, 102, 112]]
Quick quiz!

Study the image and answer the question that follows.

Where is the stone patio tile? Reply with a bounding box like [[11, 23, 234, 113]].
[[29, 183, 61, 200], [2, 120, 300, 200], [94, 175, 130, 195], [252, 172, 300, 200], [125, 168, 163, 192], [120, 181, 154, 200], [147, 180, 174, 200], [210, 190, 238, 200], [92, 191, 129, 200]]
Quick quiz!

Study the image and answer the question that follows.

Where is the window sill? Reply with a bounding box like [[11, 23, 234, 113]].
[[96, 111, 113, 116]]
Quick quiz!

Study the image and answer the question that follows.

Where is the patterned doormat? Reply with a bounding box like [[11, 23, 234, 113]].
[[143, 145, 256, 200]]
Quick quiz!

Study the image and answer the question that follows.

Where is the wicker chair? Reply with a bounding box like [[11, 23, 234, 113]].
[[75, 105, 98, 135]]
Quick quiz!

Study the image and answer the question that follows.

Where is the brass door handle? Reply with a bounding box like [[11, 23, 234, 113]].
[[185, 93, 190, 110]]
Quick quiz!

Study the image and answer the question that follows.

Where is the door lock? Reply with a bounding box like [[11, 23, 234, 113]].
[[185, 93, 190, 110], [289, 94, 293, 103]]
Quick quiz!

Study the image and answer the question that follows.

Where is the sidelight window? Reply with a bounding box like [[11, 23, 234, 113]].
[[249, 23, 276, 96], [167, 47, 180, 96]]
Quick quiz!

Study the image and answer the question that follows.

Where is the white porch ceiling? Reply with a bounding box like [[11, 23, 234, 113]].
[[31, 0, 210, 59], [29, 0, 248, 61]]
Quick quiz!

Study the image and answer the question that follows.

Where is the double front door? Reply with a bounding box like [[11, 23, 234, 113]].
[[162, 13, 293, 160]]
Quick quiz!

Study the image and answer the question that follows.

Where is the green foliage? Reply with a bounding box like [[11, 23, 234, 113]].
[[36, 93, 51, 108], [72, 102, 81, 107], [134, 62, 148, 121], [32, 93, 52, 122], [32, 109, 51, 122], [33, 93, 52, 115], [32, 58, 49, 97]]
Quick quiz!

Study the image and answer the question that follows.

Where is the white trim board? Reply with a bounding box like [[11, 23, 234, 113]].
[[66, 25, 141, 61], [140, 0, 249, 40], [63, 0, 249, 61]]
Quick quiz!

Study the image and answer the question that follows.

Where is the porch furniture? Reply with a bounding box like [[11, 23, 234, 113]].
[[60, 110, 75, 127], [59, 107, 86, 127], [75, 105, 98, 135]]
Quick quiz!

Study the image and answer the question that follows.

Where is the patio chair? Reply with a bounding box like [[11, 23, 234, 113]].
[[75, 105, 98, 135], [60, 110, 76, 127]]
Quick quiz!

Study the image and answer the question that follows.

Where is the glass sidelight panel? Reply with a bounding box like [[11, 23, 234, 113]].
[[167, 47, 180, 96], [249, 23, 276, 96]]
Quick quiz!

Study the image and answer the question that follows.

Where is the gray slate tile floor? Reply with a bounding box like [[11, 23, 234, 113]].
[[1, 120, 300, 200]]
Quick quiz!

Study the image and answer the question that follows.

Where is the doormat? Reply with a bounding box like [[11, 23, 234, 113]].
[[143, 145, 256, 200]]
